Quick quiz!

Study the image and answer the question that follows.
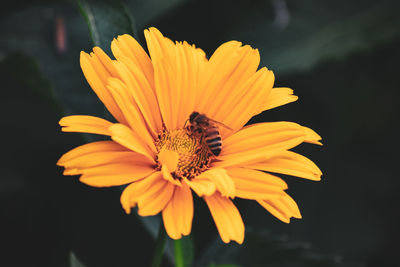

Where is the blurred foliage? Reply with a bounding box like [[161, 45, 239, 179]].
[[78, 0, 137, 52], [198, 230, 342, 267], [1, 0, 399, 266], [0, 51, 62, 115], [127, 0, 187, 30], [0, 2, 98, 117], [140, 0, 400, 74], [231, 0, 400, 74], [70, 252, 87, 267]]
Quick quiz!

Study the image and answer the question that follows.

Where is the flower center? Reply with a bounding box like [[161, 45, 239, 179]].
[[155, 129, 212, 180]]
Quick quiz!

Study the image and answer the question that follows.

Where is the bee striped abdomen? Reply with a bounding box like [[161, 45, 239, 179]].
[[205, 127, 222, 156], [188, 112, 229, 157]]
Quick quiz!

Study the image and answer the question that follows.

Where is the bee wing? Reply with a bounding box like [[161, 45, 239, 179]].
[[209, 118, 233, 131]]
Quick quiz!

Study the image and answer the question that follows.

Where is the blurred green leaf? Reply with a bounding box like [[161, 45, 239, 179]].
[[197, 229, 346, 267], [77, 0, 137, 52], [153, 0, 400, 75], [70, 251, 86, 267], [0, 51, 63, 115], [0, 4, 105, 117], [234, 0, 400, 74], [127, 0, 188, 30]]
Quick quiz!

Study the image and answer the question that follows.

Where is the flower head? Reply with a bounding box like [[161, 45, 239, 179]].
[[57, 27, 322, 244]]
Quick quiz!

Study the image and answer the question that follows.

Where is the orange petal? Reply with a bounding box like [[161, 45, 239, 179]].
[[63, 168, 79, 175], [153, 57, 176, 130], [144, 28, 176, 129], [168, 42, 194, 129], [158, 148, 179, 172], [137, 179, 175, 216], [111, 34, 154, 89], [245, 151, 322, 181], [144, 27, 175, 63], [79, 163, 156, 187], [162, 181, 194, 239], [204, 193, 245, 244], [109, 123, 155, 162], [197, 45, 266, 136], [260, 87, 298, 112], [217, 68, 274, 136], [183, 42, 208, 125], [185, 177, 216, 197], [59, 115, 113, 136], [226, 168, 287, 200], [196, 41, 259, 114], [304, 127, 323, 145], [92, 47, 119, 77], [113, 60, 162, 136], [145, 27, 208, 129], [57, 141, 126, 166], [80, 51, 126, 124], [59, 146, 153, 170], [257, 193, 302, 223], [120, 171, 162, 213], [161, 164, 182, 187], [282, 194, 302, 219], [107, 77, 157, 151], [215, 122, 322, 168], [61, 150, 139, 169], [174, 42, 208, 128], [196, 168, 235, 198]]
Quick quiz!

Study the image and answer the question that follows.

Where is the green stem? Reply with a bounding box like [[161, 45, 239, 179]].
[[174, 239, 184, 267], [151, 223, 167, 267]]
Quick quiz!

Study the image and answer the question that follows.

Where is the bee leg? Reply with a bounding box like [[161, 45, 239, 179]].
[[183, 119, 189, 128], [200, 133, 204, 144]]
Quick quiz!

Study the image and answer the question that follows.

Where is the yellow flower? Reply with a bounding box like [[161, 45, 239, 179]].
[[57, 27, 322, 244]]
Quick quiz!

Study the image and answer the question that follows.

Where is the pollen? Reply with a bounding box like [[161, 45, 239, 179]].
[[155, 129, 212, 180]]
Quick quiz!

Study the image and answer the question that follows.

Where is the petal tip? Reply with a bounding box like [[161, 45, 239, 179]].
[[79, 50, 89, 57], [63, 168, 79, 176], [56, 157, 64, 166], [58, 116, 68, 126], [123, 206, 132, 214]]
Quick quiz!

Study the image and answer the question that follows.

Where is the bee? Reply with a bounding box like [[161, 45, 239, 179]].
[[187, 111, 231, 156]]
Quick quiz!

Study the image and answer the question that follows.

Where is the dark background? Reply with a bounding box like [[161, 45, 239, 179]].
[[1, 0, 399, 266]]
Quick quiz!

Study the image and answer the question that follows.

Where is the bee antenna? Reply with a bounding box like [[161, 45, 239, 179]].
[[184, 118, 189, 127]]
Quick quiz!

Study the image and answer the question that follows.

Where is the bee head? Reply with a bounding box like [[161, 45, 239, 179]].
[[189, 112, 199, 123]]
